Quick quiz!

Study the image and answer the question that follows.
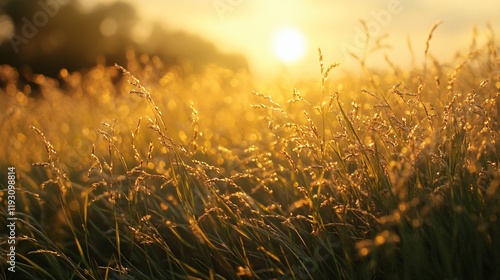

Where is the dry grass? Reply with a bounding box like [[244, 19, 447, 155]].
[[0, 28, 499, 279]]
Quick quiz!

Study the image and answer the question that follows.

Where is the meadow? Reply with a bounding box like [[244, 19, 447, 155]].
[[1, 26, 499, 279]]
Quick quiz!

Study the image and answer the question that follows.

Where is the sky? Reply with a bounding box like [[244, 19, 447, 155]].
[[14, 0, 500, 79]]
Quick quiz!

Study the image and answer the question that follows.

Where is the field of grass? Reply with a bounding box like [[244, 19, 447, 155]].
[[1, 27, 500, 279]]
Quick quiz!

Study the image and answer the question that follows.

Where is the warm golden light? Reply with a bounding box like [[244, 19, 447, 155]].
[[272, 27, 306, 64]]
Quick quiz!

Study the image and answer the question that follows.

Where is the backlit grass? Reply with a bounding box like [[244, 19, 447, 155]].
[[1, 27, 499, 279]]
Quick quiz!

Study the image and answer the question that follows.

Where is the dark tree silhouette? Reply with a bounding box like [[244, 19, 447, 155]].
[[0, 0, 248, 78]]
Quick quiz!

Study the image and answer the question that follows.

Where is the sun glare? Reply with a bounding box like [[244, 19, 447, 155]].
[[272, 27, 307, 64]]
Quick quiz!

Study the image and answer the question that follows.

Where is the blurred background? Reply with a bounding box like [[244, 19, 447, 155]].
[[0, 0, 499, 81]]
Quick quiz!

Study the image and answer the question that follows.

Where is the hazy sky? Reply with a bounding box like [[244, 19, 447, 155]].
[[80, 0, 500, 78]]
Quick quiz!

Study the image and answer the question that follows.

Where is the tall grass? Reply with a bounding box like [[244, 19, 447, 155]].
[[1, 27, 499, 279]]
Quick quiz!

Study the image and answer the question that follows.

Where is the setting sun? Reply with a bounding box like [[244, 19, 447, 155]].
[[272, 27, 307, 64]]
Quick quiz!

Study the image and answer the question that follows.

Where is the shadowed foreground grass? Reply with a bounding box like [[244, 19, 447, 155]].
[[1, 28, 499, 279]]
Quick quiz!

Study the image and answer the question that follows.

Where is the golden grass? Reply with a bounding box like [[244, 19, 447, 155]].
[[0, 27, 499, 279]]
